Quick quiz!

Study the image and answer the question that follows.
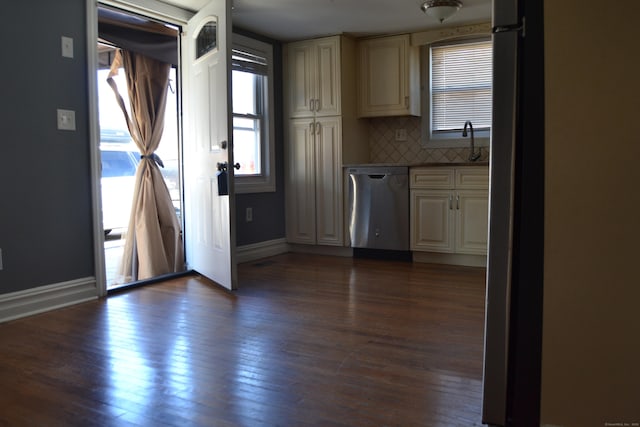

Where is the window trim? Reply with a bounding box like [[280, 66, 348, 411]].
[[421, 37, 492, 148], [232, 33, 275, 193]]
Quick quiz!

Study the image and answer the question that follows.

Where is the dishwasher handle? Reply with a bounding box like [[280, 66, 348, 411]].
[[368, 174, 387, 179]]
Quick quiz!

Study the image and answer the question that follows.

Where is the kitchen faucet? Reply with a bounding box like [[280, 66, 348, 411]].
[[462, 121, 482, 162]]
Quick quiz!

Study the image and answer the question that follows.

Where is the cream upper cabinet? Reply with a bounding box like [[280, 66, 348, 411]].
[[287, 36, 341, 118], [357, 34, 420, 118], [410, 166, 489, 255]]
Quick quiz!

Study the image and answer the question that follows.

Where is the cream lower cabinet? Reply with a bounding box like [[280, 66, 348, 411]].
[[285, 117, 343, 246], [410, 166, 489, 256], [455, 189, 490, 254], [411, 189, 455, 252]]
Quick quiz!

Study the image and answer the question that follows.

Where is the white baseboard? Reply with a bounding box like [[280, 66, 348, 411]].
[[413, 252, 487, 267], [0, 277, 98, 323], [236, 238, 290, 264]]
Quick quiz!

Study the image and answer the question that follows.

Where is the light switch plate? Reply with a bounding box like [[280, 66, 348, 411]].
[[57, 109, 76, 131], [61, 36, 74, 58]]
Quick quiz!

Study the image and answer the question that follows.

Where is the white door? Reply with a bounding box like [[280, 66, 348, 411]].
[[183, 0, 236, 290]]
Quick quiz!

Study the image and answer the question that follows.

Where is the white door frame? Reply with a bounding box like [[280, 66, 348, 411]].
[[86, 0, 194, 296]]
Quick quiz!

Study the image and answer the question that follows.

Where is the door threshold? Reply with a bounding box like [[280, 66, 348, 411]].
[[107, 270, 195, 295]]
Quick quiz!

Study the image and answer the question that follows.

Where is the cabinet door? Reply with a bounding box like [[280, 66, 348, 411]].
[[314, 117, 343, 246], [285, 119, 317, 244], [287, 37, 341, 118], [410, 189, 454, 253], [455, 190, 489, 255], [314, 37, 341, 117], [357, 34, 419, 117], [287, 41, 316, 118]]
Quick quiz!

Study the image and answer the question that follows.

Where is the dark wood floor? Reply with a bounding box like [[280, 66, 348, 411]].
[[0, 253, 486, 426]]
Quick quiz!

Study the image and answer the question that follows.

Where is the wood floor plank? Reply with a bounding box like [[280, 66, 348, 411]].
[[0, 253, 486, 426]]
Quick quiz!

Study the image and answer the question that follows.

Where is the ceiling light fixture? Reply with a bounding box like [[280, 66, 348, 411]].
[[421, 0, 463, 23]]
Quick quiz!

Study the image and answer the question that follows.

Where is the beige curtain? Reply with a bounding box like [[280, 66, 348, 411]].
[[107, 49, 184, 282]]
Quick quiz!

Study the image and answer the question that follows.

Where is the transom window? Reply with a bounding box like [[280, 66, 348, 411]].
[[196, 21, 217, 59]]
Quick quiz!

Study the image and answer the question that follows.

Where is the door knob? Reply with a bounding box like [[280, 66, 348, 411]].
[[217, 162, 240, 172]]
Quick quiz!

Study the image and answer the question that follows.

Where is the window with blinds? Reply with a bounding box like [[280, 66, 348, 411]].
[[430, 39, 492, 135], [231, 34, 275, 193]]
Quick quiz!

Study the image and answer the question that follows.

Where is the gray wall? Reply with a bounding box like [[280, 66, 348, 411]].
[[0, 0, 95, 295], [233, 30, 285, 246]]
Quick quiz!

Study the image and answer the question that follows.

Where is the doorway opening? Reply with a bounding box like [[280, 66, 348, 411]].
[[97, 6, 184, 289]]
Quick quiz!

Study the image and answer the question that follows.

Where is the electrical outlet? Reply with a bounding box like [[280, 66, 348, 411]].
[[395, 129, 407, 141], [61, 36, 74, 58], [246, 207, 253, 222], [57, 109, 76, 131]]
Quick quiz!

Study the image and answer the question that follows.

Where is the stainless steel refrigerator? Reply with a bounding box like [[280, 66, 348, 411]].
[[482, 0, 546, 422]]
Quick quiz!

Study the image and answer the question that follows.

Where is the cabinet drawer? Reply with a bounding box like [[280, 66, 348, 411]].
[[455, 166, 489, 189], [410, 168, 454, 189]]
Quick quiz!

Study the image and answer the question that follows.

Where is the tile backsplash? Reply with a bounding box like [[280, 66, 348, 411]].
[[367, 117, 490, 164]]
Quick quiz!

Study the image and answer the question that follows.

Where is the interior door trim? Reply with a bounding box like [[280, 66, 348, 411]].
[[87, 0, 193, 296]]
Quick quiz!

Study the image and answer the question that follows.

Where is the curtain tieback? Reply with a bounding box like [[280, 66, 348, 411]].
[[141, 153, 165, 168]]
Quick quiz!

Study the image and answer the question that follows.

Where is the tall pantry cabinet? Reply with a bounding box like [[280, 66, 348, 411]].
[[284, 35, 368, 246]]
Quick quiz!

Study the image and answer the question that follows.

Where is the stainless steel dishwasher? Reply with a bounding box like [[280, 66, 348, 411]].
[[347, 166, 409, 252]]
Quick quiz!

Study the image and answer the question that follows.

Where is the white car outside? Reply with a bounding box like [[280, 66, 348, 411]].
[[100, 143, 139, 234]]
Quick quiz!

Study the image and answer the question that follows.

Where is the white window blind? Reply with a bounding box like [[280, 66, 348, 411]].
[[232, 48, 268, 76], [430, 39, 492, 133]]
